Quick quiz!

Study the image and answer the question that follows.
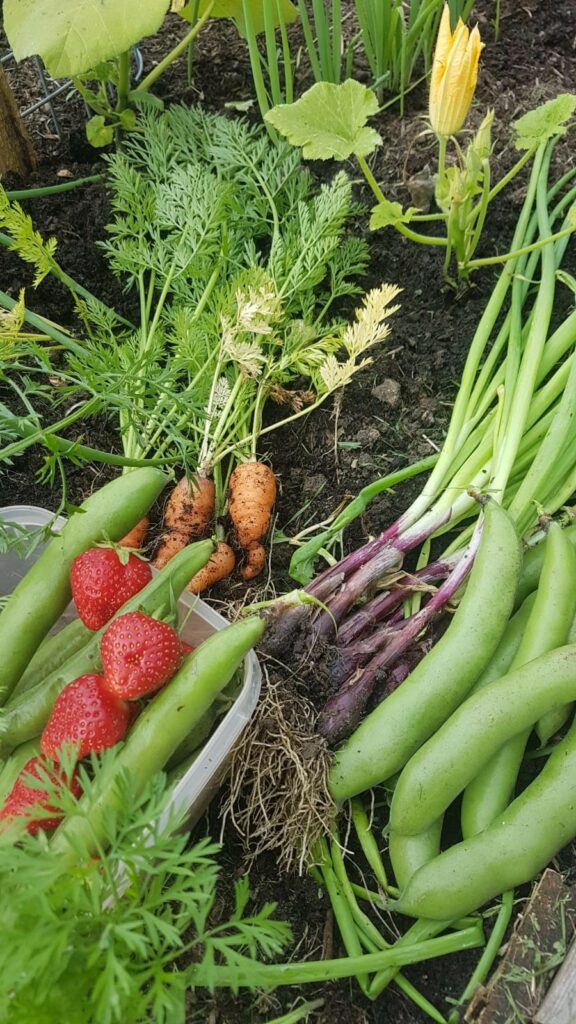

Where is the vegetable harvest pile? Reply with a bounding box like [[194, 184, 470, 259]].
[[4, 2, 576, 1022]]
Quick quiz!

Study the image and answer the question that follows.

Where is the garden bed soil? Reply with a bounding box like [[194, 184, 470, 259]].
[[2, 1, 576, 1021]]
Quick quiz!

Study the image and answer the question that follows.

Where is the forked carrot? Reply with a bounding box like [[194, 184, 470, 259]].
[[240, 541, 267, 581], [187, 542, 236, 594], [228, 462, 277, 548]]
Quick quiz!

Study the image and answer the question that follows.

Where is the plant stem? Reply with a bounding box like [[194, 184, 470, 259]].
[[263, 1001, 325, 1024], [447, 891, 513, 1023], [136, 0, 216, 94], [465, 222, 575, 270], [5, 175, 104, 201], [192, 927, 484, 988], [115, 50, 131, 114]]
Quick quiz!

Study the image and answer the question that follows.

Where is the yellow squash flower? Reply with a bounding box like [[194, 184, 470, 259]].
[[429, 4, 484, 137]]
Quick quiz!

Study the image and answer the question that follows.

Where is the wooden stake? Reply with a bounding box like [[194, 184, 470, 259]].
[[0, 66, 37, 178]]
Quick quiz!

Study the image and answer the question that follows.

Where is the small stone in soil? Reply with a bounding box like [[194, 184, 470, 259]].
[[302, 473, 327, 497], [372, 378, 401, 407]]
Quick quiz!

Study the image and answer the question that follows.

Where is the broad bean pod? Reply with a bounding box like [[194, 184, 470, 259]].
[[11, 619, 93, 700], [394, 714, 576, 920], [460, 522, 576, 838], [389, 594, 536, 888], [329, 502, 522, 801], [0, 467, 167, 704], [391, 644, 576, 837]]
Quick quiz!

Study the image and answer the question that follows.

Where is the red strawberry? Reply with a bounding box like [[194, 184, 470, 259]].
[[0, 757, 82, 835], [101, 611, 183, 700], [180, 640, 195, 657], [40, 674, 131, 760], [70, 546, 152, 631]]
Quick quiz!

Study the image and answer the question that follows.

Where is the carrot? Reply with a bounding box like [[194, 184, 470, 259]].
[[228, 463, 277, 548], [152, 530, 189, 570], [187, 542, 236, 594], [164, 475, 215, 537], [119, 516, 149, 550], [240, 541, 267, 582]]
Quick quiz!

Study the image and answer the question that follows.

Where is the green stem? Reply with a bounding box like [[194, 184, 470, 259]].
[[447, 891, 513, 1023], [263, 1001, 325, 1024], [350, 798, 391, 892], [465, 222, 575, 270], [115, 50, 131, 114], [191, 928, 484, 988], [0, 290, 87, 358], [136, 1, 216, 94], [4, 175, 104, 201]]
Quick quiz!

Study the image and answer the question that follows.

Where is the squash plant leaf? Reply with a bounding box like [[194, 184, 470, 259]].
[[174, 0, 297, 36], [513, 93, 576, 151], [4, 0, 171, 78], [266, 80, 382, 161], [370, 199, 418, 231]]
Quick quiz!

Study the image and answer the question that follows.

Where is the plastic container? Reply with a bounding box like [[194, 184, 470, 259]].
[[0, 505, 261, 829]]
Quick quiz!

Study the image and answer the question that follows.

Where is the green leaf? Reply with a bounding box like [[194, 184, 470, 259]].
[[119, 108, 137, 131], [85, 115, 115, 148], [128, 90, 165, 111], [266, 80, 382, 161], [369, 199, 418, 231], [177, 0, 297, 37], [4, 0, 172, 79], [513, 93, 576, 151]]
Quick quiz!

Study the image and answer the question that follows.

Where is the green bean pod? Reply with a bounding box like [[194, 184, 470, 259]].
[[391, 644, 576, 837], [514, 518, 576, 608], [11, 619, 93, 700], [389, 819, 443, 892], [394, 714, 576, 920], [537, 611, 576, 744], [50, 615, 265, 861], [0, 467, 168, 705], [460, 522, 576, 838], [0, 540, 214, 757], [329, 502, 522, 801], [389, 594, 536, 889]]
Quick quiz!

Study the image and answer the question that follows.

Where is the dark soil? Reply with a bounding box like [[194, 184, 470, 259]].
[[2, 1, 576, 1021]]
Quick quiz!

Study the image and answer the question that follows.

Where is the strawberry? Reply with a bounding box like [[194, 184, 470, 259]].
[[70, 546, 152, 631], [0, 757, 82, 835], [180, 640, 195, 657], [40, 674, 131, 760], [101, 611, 183, 700]]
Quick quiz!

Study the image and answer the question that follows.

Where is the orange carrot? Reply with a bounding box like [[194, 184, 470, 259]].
[[240, 541, 266, 581], [187, 542, 236, 594], [119, 516, 149, 550], [152, 530, 189, 570], [164, 475, 215, 537], [228, 462, 277, 548]]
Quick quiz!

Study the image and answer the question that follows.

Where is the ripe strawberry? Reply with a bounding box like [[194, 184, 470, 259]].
[[70, 546, 152, 631], [0, 757, 82, 835], [40, 674, 131, 760], [101, 611, 183, 700]]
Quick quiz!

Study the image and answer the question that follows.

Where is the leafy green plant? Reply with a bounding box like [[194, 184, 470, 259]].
[[0, 751, 292, 1024], [0, 107, 389, 524], [267, 82, 576, 283]]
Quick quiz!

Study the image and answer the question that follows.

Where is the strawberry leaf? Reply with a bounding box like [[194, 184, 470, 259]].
[[266, 80, 382, 161]]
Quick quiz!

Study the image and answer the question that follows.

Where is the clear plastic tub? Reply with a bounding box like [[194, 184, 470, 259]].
[[0, 505, 261, 829]]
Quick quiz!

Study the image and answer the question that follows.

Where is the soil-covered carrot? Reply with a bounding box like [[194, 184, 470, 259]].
[[228, 462, 277, 548], [119, 516, 149, 550], [153, 530, 189, 570], [240, 541, 267, 581], [164, 475, 215, 537], [188, 542, 236, 594]]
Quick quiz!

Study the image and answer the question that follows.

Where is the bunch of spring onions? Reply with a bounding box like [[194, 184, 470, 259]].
[[266, 138, 576, 741]]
